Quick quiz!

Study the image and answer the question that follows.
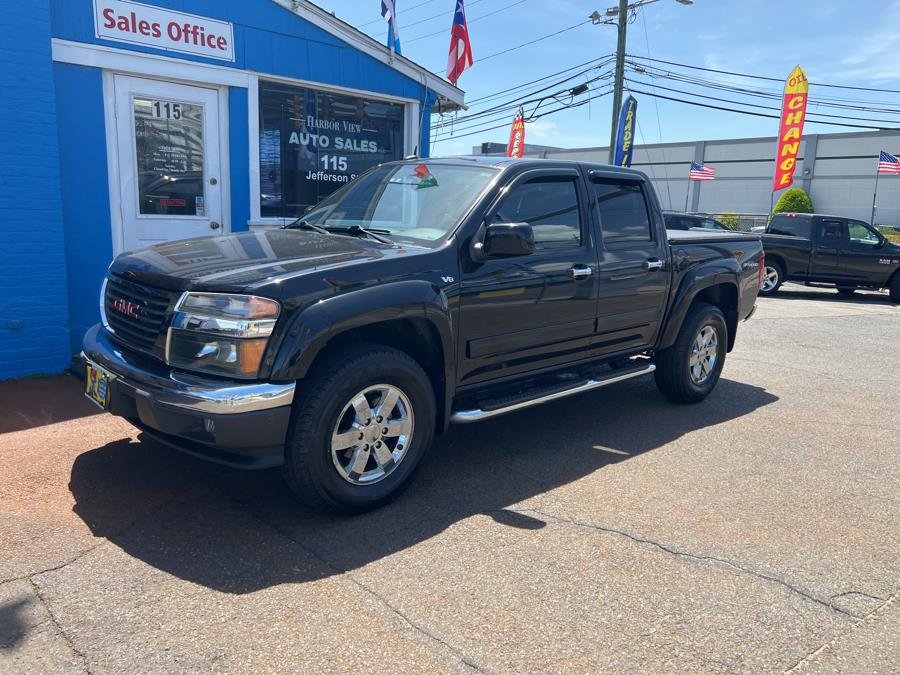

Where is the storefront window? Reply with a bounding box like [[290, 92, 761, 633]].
[[134, 97, 205, 216], [258, 80, 405, 218]]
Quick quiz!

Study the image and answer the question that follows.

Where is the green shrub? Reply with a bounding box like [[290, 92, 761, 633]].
[[773, 188, 813, 215], [717, 211, 740, 230]]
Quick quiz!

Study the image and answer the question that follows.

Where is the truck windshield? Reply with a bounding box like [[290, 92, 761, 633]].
[[301, 162, 499, 245]]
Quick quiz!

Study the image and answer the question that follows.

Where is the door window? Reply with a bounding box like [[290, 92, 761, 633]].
[[592, 180, 652, 243], [495, 176, 582, 248], [818, 220, 847, 244], [847, 222, 881, 246], [769, 215, 811, 238], [134, 97, 205, 216]]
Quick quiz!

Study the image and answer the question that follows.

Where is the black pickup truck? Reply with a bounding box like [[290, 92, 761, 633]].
[[760, 212, 900, 300], [82, 158, 762, 512]]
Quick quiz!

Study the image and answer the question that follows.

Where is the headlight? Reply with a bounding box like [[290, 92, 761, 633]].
[[167, 292, 281, 379]]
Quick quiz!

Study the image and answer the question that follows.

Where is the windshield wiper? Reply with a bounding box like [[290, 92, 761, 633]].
[[283, 219, 331, 236], [283, 219, 393, 244], [334, 225, 393, 244]]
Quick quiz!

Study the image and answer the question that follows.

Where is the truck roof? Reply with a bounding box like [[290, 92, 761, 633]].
[[406, 156, 650, 178], [770, 212, 861, 220]]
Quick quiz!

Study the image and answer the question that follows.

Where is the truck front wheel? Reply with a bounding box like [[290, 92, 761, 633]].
[[281, 344, 436, 513], [654, 303, 728, 404]]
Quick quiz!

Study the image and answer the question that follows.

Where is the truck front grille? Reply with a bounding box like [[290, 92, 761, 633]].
[[104, 276, 179, 356]]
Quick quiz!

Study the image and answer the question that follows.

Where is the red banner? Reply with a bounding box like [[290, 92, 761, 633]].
[[773, 65, 809, 191], [507, 108, 525, 158]]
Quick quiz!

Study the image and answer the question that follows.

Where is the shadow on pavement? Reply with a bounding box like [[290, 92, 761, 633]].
[[772, 285, 896, 305], [0, 374, 101, 434], [69, 377, 778, 594], [0, 599, 30, 649]]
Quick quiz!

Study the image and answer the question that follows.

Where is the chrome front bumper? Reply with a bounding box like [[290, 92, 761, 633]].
[[81, 325, 294, 469], [82, 324, 295, 415]]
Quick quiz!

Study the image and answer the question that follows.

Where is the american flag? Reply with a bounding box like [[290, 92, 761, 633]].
[[877, 150, 900, 174], [447, 0, 473, 86], [381, 0, 401, 54], [689, 162, 716, 181]]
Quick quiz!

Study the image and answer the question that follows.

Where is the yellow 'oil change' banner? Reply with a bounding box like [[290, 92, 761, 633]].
[[774, 65, 809, 191]]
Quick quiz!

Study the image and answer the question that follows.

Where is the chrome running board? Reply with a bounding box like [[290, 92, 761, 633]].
[[450, 363, 656, 424]]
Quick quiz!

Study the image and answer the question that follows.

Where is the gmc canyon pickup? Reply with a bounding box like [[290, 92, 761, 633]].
[[760, 212, 900, 300], [82, 158, 762, 512]]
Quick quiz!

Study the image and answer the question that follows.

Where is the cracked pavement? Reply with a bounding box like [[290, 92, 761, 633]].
[[1, 286, 898, 672]]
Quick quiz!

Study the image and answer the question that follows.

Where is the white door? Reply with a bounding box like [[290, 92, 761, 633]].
[[114, 75, 224, 252]]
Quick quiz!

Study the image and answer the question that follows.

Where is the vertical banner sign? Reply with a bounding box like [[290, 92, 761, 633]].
[[507, 107, 525, 158], [613, 96, 637, 167], [773, 66, 808, 191]]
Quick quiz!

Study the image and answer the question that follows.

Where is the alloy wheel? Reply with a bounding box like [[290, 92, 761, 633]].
[[689, 325, 719, 385], [330, 384, 414, 485]]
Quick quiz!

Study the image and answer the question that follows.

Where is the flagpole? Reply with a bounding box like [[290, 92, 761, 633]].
[[684, 177, 690, 212], [870, 162, 881, 225]]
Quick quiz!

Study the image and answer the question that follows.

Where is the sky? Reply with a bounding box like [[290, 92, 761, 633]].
[[317, 0, 900, 155]]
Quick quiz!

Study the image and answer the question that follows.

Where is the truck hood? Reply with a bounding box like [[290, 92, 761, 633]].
[[108, 229, 421, 292]]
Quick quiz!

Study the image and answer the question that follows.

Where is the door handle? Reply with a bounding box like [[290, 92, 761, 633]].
[[569, 265, 593, 280], [645, 258, 664, 271], [209, 221, 221, 230]]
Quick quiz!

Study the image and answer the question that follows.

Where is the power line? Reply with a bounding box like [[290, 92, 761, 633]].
[[636, 10, 671, 209], [465, 55, 613, 105], [625, 88, 897, 131], [625, 77, 900, 125], [627, 54, 900, 94], [430, 19, 592, 73], [433, 87, 613, 145], [405, 0, 528, 44], [357, 0, 444, 28]]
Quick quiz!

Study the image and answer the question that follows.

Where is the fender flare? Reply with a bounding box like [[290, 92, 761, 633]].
[[658, 258, 741, 351], [268, 280, 455, 417]]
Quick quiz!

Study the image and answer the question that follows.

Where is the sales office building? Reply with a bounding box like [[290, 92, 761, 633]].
[[0, 0, 464, 379]]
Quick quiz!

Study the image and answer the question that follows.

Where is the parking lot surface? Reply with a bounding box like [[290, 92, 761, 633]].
[[1, 286, 898, 673]]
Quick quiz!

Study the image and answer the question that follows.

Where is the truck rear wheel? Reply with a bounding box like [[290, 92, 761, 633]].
[[759, 260, 783, 296], [890, 274, 900, 303], [281, 344, 435, 513], [654, 303, 727, 404]]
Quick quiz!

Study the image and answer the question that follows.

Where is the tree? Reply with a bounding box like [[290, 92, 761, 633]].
[[773, 188, 813, 215], [717, 211, 740, 230]]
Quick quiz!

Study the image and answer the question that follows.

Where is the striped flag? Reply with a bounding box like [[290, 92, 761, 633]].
[[447, 0, 473, 85], [877, 150, 900, 174], [381, 0, 401, 54], [689, 162, 716, 181]]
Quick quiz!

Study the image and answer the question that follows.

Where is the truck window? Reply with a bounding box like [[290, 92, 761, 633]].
[[818, 219, 847, 243], [768, 215, 811, 238], [847, 221, 881, 246], [495, 176, 582, 249], [592, 180, 652, 243]]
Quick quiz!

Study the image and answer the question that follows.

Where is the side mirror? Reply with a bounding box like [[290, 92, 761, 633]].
[[474, 222, 536, 259]]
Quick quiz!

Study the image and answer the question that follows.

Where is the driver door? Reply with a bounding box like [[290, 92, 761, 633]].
[[457, 168, 598, 387]]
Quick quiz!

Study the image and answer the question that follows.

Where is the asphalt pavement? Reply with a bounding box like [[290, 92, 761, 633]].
[[1, 285, 898, 673]]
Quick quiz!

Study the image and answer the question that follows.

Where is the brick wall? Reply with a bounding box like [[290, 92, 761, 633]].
[[0, 0, 71, 379]]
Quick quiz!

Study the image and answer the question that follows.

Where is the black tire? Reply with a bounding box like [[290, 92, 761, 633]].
[[836, 286, 856, 296], [890, 274, 900, 304], [759, 259, 784, 296], [281, 344, 436, 514], [654, 302, 728, 404]]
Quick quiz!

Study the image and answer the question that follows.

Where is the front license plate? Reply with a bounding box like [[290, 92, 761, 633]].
[[84, 362, 115, 410]]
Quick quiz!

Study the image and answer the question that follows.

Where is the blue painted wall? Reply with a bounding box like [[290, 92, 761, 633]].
[[55, 63, 114, 354], [0, 0, 71, 379]]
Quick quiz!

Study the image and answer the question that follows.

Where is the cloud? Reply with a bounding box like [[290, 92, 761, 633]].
[[527, 120, 558, 140]]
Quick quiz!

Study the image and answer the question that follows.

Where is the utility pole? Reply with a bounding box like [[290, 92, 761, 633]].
[[607, 0, 629, 165]]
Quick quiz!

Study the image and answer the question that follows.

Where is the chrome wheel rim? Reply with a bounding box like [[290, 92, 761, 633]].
[[761, 266, 779, 292], [689, 325, 719, 385], [330, 384, 414, 485]]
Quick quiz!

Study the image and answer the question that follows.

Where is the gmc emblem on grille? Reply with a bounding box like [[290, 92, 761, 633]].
[[111, 297, 140, 319]]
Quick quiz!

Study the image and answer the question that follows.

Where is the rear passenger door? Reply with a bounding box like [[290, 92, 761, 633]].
[[588, 174, 670, 358]]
